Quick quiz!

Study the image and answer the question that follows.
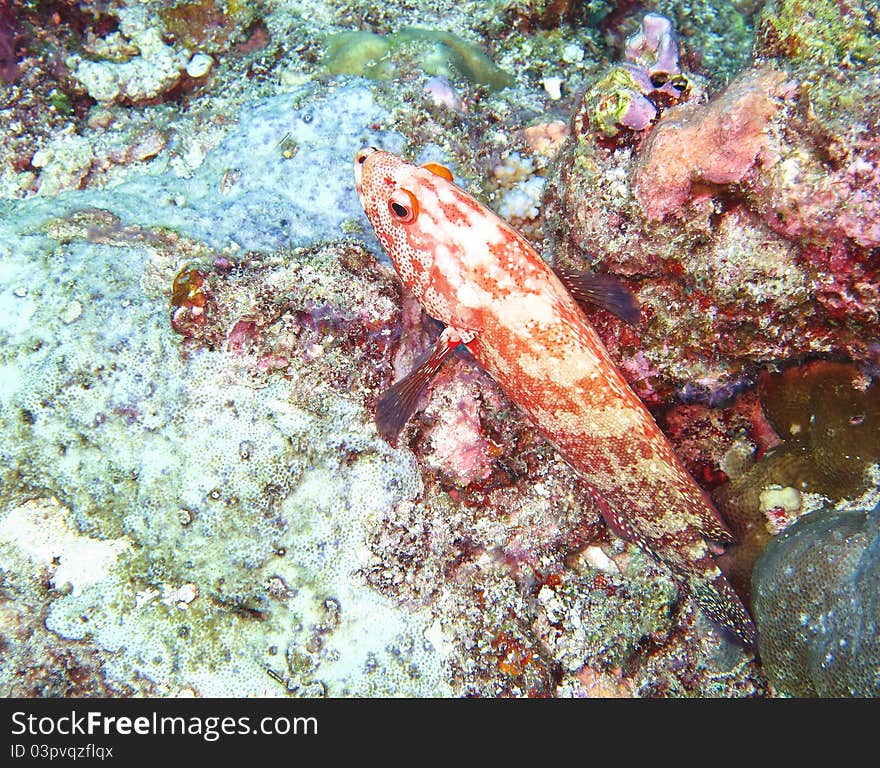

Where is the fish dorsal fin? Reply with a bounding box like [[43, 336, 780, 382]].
[[375, 328, 462, 445], [421, 161, 454, 182], [554, 267, 640, 326]]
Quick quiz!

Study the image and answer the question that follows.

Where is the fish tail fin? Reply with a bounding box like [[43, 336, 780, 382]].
[[687, 570, 757, 648]]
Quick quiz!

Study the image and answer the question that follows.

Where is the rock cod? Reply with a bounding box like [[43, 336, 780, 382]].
[[354, 147, 756, 646]]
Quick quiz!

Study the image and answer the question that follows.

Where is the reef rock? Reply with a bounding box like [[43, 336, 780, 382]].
[[544, 9, 880, 403], [632, 67, 787, 221]]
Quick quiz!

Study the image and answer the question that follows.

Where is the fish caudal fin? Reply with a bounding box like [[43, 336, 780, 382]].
[[595, 492, 755, 646], [687, 571, 757, 647]]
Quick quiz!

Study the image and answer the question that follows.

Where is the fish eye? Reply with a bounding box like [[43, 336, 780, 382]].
[[355, 147, 379, 165], [388, 189, 419, 224]]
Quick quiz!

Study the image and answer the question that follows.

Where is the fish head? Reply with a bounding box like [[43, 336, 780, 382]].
[[354, 146, 463, 265], [354, 148, 429, 262], [354, 147, 516, 331]]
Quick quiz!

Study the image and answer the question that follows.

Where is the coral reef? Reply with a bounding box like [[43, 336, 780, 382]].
[[493, 0, 612, 33], [0, 200, 446, 694], [749, 0, 880, 251], [713, 361, 879, 603], [0, 55, 758, 698], [651, 0, 756, 85], [752, 502, 880, 697], [68, 24, 183, 105], [543, 9, 880, 403], [1, 82, 402, 249], [9, 0, 868, 698], [756, 362, 879, 499], [159, 0, 257, 53]]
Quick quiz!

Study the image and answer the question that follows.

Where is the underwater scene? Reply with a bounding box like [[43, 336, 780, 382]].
[[0, 0, 877, 699]]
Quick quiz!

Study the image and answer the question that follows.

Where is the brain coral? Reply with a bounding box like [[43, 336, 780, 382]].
[[752, 503, 880, 697]]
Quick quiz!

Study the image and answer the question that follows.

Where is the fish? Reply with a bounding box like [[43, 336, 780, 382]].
[[354, 147, 757, 646]]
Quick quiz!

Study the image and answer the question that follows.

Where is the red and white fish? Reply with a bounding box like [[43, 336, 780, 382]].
[[354, 147, 756, 646]]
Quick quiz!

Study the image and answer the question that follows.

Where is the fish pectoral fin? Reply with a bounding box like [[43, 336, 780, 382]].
[[375, 326, 467, 445], [554, 267, 640, 326]]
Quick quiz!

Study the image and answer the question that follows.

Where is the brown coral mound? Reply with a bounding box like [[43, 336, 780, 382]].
[[713, 361, 879, 604], [752, 504, 880, 697]]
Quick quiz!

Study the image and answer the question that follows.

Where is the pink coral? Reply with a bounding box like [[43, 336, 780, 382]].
[[633, 67, 789, 221], [619, 89, 658, 131], [421, 363, 497, 488]]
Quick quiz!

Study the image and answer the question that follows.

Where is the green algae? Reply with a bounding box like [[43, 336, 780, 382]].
[[757, 0, 879, 67], [47, 88, 75, 117], [323, 27, 514, 90], [585, 67, 650, 138], [396, 27, 514, 90], [323, 30, 393, 79]]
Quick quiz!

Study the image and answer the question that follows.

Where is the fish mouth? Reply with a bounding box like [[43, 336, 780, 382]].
[[354, 146, 380, 193]]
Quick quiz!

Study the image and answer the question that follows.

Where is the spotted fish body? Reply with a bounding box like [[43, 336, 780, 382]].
[[354, 148, 756, 645]]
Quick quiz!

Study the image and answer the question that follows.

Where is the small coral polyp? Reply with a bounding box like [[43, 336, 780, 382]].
[[171, 268, 207, 306]]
